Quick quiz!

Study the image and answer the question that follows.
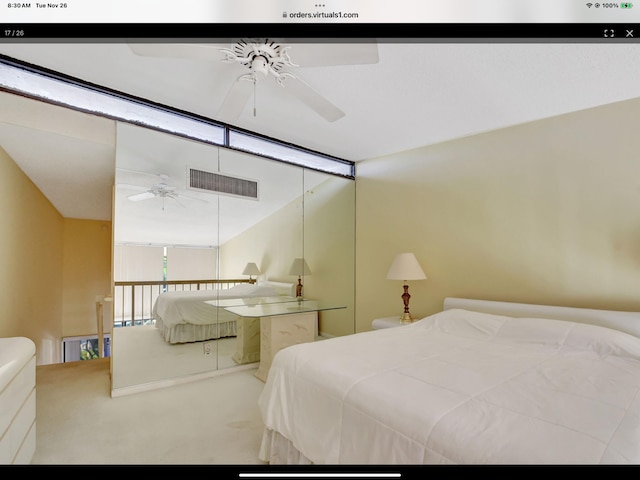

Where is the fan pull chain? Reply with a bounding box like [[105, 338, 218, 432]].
[[253, 78, 257, 117]]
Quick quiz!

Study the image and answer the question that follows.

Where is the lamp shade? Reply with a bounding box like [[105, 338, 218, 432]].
[[289, 258, 312, 276], [242, 262, 261, 276], [386, 253, 427, 281]]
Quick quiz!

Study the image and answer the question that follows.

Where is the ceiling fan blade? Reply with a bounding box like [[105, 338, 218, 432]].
[[282, 76, 345, 122], [168, 195, 186, 208], [127, 43, 227, 62], [128, 191, 155, 202], [217, 77, 254, 122], [164, 192, 208, 208], [116, 183, 149, 191], [117, 168, 164, 178], [129, 41, 379, 67], [287, 43, 379, 67], [176, 192, 208, 203]]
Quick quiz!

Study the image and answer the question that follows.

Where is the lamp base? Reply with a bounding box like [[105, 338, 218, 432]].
[[295, 276, 303, 298], [400, 312, 414, 323]]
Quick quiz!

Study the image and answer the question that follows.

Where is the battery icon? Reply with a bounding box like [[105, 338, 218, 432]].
[[621, 2, 633, 8]]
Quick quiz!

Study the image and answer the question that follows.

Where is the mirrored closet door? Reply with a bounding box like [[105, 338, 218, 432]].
[[111, 122, 356, 393]]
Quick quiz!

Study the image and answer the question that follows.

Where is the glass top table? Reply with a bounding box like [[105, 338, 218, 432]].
[[204, 296, 346, 317]]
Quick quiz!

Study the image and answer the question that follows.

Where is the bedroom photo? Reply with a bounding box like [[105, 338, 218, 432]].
[[2, 0, 640, 468]]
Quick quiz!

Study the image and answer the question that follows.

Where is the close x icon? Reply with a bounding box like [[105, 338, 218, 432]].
[[603, 28, 635, 37]]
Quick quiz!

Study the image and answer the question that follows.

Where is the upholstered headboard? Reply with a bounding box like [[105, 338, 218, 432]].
[[443, 297, 640, 338]]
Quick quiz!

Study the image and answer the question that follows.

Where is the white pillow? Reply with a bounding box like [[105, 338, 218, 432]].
[[258, 281, 295, 296], [228, 283, 279, 297]]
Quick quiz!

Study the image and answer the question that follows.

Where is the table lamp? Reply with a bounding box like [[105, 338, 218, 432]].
[[242, 262, 261, 284], [289, 258, 312, 299], [386, 253, 427, 323]]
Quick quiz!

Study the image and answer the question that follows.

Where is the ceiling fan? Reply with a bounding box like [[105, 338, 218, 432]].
[[116, 171, 207, 211], [128, 39, 379, 122]]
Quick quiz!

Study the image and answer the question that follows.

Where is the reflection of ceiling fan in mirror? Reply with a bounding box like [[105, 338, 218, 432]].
[[117, 170, 207, 211], [128, 38, 379, 122]]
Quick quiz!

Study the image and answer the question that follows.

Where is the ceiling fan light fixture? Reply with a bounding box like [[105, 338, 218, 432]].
[[119, 171, 209, 211], [215, 38, 376, 123], [251, 56, 270, 76], [150, 183, 176, 196]]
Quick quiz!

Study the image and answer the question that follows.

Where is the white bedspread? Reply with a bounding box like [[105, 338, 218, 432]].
[[258, 308, 640, 464], [153, 283, 279, 329]]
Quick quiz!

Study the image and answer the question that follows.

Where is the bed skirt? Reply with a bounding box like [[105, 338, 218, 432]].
[[155, 317, 237, 344], [259, 429, 313, 465]]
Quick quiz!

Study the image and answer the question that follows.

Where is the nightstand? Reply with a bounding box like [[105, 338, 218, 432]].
[[371, 316, 409, 329]]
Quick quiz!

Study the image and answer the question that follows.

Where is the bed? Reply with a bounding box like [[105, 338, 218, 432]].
[[258, 297, 640, 464], [153, 280, 295, 344]]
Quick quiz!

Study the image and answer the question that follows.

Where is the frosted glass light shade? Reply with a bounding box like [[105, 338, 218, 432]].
[[242, 262, 261, 276], [386, 253, 427, 281]]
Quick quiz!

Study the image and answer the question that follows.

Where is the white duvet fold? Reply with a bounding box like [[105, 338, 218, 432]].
[[258, 308, 640, 464]]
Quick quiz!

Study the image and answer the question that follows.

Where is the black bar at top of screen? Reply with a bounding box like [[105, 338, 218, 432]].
[[1, 23, 639, 41]]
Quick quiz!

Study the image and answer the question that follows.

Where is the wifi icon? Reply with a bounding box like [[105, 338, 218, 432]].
[[587, 2, 593, 6]]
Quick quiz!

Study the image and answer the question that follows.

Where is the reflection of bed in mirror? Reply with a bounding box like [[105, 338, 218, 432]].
[[153, 281, 296, 345]]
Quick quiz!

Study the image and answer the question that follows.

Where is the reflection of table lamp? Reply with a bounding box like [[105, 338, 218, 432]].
[[289, 258, 312, 299], [242, 262, 261, 284], [386, 253, 427, 323]]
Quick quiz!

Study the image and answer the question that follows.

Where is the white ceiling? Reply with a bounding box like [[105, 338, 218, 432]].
[[1, 41, 640, 244]]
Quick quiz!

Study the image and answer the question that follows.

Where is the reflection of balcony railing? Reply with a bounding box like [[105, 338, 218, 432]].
[[113, 279, 252, 327]]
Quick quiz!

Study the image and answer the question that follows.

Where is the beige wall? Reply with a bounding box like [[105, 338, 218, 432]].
[[0, 147, 112, 365], [62, 218, 112, 338], [219, 191, 304, 284], [0, 147, 64, 365], [302, 176, 355, 337], [354, 97, 640, 332], [220, 175, 356, 337], [6, 94, 640, 360]]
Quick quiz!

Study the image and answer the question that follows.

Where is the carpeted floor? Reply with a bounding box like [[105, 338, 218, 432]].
[[111, 324, 240, 391], [31, 357, 268, 465]]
